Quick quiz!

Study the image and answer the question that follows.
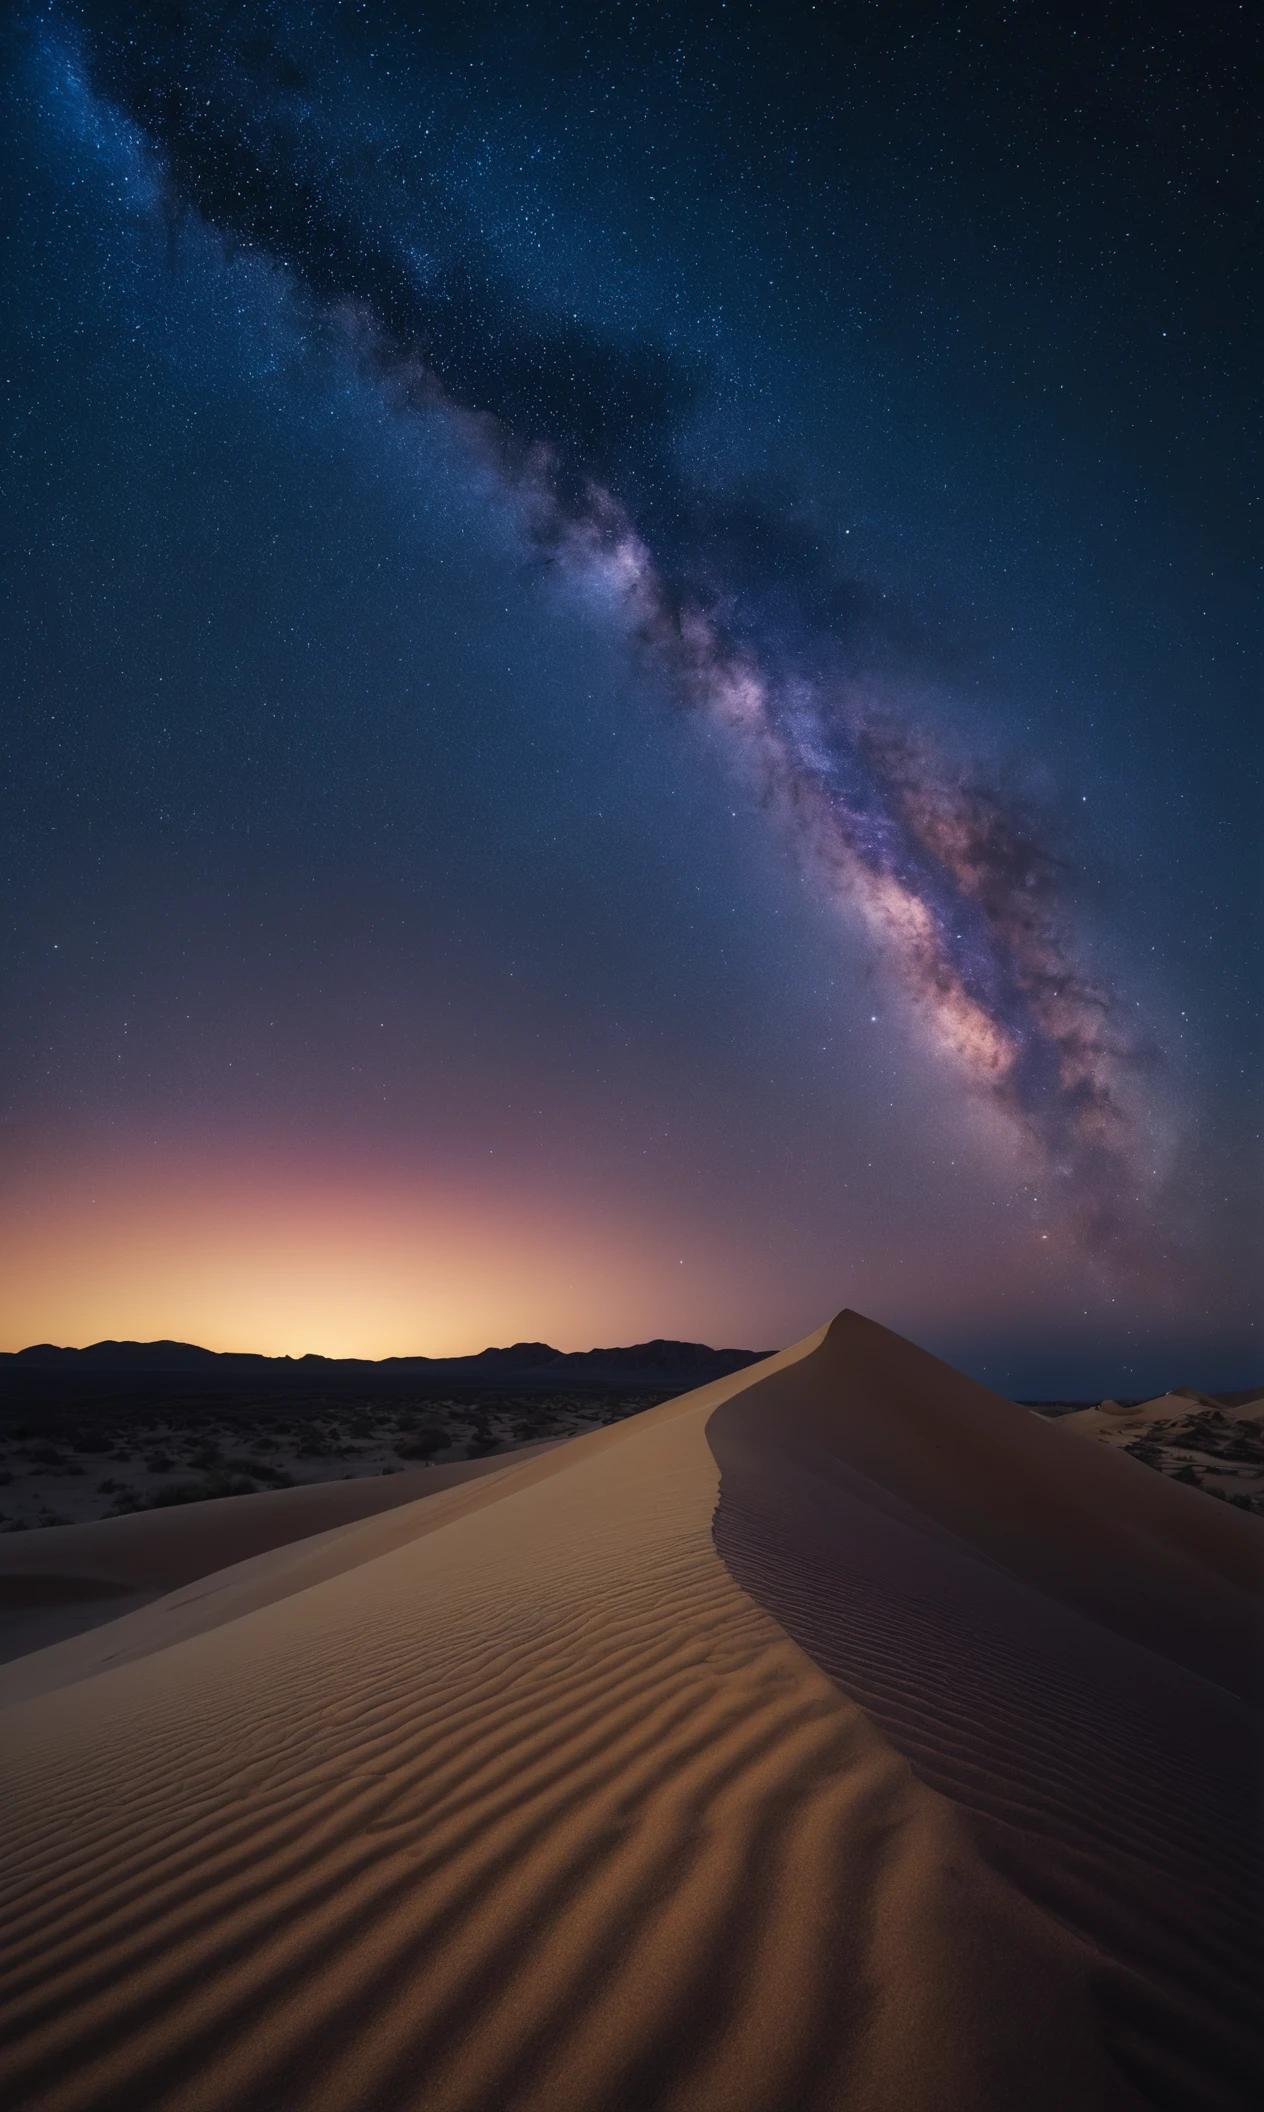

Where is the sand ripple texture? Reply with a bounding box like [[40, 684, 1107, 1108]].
[[1, 1312, 1260, 2111]]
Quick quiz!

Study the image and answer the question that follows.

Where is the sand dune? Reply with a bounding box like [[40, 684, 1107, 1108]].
[[0, 1444, 562, 1670], [0, 1311, 1259, 2110], [1064, 1390, 1264, 1436], [1058, 1390, 1264, 1513]]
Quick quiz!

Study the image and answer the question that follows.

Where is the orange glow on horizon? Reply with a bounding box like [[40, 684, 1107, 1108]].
[[0, 1145, 769, 1358], [0, 1128, 1071, 1363]]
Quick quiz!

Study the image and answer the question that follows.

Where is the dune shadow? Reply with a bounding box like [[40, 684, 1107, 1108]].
[[707, 1317, 1264, 2110]]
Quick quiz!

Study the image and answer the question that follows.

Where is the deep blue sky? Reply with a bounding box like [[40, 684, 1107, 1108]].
[[1, 1, 1259, 1389]]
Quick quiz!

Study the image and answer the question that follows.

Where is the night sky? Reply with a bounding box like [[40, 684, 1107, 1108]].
[[2, 1, 1258, 1391]]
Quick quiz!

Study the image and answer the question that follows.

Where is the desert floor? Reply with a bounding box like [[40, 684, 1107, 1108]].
[[0, 1390, 669, 1535]]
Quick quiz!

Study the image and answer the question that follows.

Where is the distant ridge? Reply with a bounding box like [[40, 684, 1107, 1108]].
[[4, 1337, 770, 1383]]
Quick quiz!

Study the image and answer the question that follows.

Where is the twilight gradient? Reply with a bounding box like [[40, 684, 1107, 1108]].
[[1, 3, 1258, 1392]]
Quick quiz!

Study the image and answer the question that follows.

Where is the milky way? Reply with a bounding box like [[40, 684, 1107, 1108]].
[[60, 0, 1149, 1240]]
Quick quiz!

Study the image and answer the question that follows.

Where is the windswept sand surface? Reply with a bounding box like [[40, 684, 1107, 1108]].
[[0, 1445, 563, 1668], [0, 1312, 1260, 2111]]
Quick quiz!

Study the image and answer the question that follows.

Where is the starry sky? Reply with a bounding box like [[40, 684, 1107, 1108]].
[[2, 1, 1258, 1390]]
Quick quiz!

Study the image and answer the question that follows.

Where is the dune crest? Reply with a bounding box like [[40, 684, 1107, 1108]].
[[0, 1312, 1259, 2110]]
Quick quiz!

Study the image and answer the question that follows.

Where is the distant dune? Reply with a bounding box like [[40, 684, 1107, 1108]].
[[1058, 1389, 1264, 1513], [0, 1310, 1259, 2111]]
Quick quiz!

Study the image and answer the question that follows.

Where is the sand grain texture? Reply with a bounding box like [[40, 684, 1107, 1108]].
[[0, 1312, 1260, 2111]]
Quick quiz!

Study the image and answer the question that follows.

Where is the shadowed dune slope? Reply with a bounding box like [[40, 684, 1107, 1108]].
[[709, 1311, 1264, 2111], [0, 1314, 1259, 2112]]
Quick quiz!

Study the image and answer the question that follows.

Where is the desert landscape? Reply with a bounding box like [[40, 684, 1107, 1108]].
[[0, 1308, 1260, 2111], [0, 1339, 762, 1540], [5, 1348, 1256, 1548], [5, 7, 1256, 2108], [1059, 1388, 1264, 1510], [0, 1390, 664, 1537]]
